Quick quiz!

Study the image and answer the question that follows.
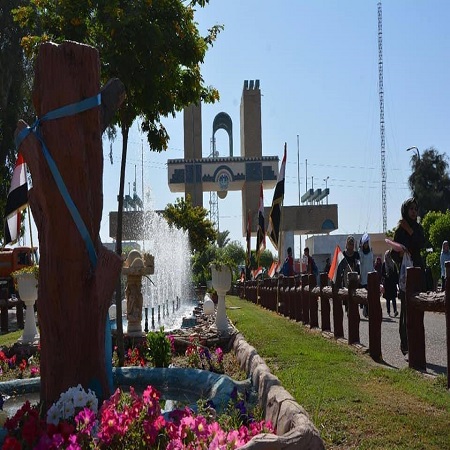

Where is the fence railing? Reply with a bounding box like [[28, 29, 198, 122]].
[[242, 266, 449, 389]]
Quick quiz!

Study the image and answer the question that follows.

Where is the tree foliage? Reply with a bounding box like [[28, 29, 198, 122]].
[[408, 147, 450, 217], [163, 195, 217, 253], [217, 230, 230, 248], [421, 210, 450, 286], [0, 0, 34, 242]]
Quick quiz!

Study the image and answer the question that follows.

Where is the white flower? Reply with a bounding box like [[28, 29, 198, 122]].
[[47, 403, 62, 425]]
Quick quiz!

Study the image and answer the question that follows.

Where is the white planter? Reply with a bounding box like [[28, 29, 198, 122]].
[[211, 266, 231, 332], [15, 273, 39, 344]]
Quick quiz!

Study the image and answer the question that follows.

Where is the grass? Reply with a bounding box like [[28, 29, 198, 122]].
[[225, 295, 450, 450]]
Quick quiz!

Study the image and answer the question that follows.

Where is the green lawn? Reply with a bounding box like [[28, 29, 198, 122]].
[[225, 295, 450, 450]]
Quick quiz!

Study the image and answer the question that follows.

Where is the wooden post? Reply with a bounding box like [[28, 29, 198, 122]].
[[406, 267, 426, 370], [309, 274, 319, 328], [332, 283, 344, 338], [301, 274, 310, 325], [368, 271, 382, 361], [347, 272, 360, 345], [16, 42, 124, 407], [320, 273, 331, 331]]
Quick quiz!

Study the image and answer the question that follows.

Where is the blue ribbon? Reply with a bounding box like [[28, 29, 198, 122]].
[[15, 94, 101, 269]]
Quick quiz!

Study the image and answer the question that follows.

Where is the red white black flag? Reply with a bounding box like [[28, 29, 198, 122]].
[[4, 153, 28, 245]]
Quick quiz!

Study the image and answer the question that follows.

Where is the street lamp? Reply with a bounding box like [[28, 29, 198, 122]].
[[406, 146, 420, 161]]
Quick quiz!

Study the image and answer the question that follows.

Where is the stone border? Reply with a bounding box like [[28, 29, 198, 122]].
[[231, 332, 325, 450]]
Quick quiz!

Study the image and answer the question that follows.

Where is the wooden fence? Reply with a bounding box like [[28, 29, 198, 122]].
[[241, 266, 449, 389]]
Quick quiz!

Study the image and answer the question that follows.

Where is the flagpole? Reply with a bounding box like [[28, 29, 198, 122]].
[[27, 206, 36, 264]]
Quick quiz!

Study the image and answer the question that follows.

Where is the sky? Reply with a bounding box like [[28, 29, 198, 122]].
[[30, 1, 450, 258]]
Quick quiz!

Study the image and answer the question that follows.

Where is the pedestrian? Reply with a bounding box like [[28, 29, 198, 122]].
[[391, 197, 426, 356], [359, 233, 374, 318], [440, 240, 450, 291], [338, 235, 360, 289], [323, 257, 331, 274], [374, 256, 382, 283], [381, 250, 398, 317], [281, 247, 294, 276]]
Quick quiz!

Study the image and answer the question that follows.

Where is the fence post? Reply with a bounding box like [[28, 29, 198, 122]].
[[332, 282, 344, 338], [320, 273, 331, 331], [347, 272, 360, 345], [445, 261, 450, 389], [368, 271, 382, 361], [301, 274, 310, 325], [309, 274, 319, 328], [406, 266, 426, 371]]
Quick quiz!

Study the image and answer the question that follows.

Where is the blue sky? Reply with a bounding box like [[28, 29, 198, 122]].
[[97, 0, 450, 256]]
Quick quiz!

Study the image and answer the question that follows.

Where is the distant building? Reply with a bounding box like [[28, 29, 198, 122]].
[[305, 233, 388, 273]]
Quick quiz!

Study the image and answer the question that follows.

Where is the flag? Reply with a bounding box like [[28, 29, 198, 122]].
[[328, 245, 345, 284], [252, 266, 263, 279], [256, 183, 265, 259], [267, 260, 280, 278], [246, 211, 251, 267], [4, 153, 28, 245], [267, 143, 287, 251]]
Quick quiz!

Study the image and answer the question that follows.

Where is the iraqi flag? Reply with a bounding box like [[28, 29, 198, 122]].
[[328, 245, 345, 284], [267, 143, 287, 252], [267, 260, 280, 278], [4, 153, 28, 245], [256, 183, 266, 259]]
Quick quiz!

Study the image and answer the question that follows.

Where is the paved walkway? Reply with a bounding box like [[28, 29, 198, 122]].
[[325, 297, 447, 376]]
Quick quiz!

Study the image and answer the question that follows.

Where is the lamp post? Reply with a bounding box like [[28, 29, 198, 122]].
[[406, 146, 420, 161]]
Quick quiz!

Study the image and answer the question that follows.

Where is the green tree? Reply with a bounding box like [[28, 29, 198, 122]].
[[0, 0, 34, 242], [408, 147, 450, 217], [217, 230, 230, 248], [421, 210, 450, 287], [163, 195, 217, 253]]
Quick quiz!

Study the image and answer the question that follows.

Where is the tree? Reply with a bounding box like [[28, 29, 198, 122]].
[[163, 195, 217, 253], [14, 0, 222, 364], [421, 210, 450, 287], [408, 147, 450, 217], [0, 0, 34, 242], [217, 230, 230, 248]]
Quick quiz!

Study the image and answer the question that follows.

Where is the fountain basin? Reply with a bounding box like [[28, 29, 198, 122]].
[[0, 367, 251, 420]]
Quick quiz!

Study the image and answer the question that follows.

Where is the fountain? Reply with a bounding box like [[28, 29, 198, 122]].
[[116, 190, 197, 333]]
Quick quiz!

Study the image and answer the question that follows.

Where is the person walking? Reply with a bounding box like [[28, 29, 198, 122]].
[[381, 250, 398, 317], [359, 233, 374, 318], [440, 240, 450, 291], [391, 197, 426, 357]]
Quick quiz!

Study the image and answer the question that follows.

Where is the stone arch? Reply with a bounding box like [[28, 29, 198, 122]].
[[212, 112, 233, 156]]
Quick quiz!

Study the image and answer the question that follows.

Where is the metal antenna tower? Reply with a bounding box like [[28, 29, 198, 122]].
[[209, 137, 219, 231], [378, 1, 387, 233]]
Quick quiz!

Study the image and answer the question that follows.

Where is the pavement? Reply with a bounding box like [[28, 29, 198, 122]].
[[327, 297, 447, 376]]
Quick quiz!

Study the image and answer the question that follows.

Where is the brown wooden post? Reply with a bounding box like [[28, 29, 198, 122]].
[[295, 277, 303, 322], [301, 274, 310, 325], [16, 42, 124, 406], [308, 274, 319, 328], [347, 272, 360, 345], [332, 283, 344, 338], [320, 273, 331, 331], [406, 267, 426, 371], [445, 261, 450, 389], [368, 271, 382, 361]]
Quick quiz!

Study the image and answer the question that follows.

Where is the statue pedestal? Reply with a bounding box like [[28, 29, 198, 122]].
[[16, 273, 39, 344], [211, 266, 231, 332], [122, 250, 154, 335]]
